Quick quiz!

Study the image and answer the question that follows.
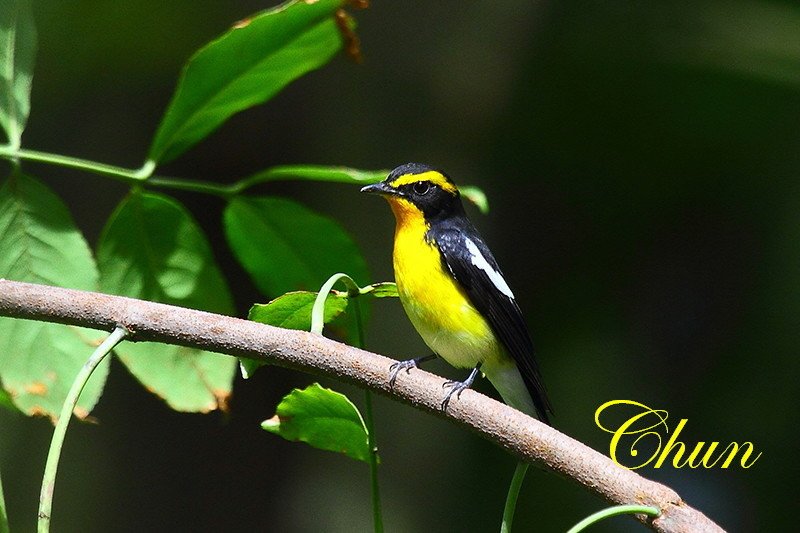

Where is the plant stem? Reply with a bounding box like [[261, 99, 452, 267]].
[[0, 146, 154, 182], [146, 175, 233, 198], [352, 297, 383, 533], [500, 461, 529, 533], [363, 387, 382, 533], [0, 146, 387, 200], [566, 504, 661, 533], [228, 165, 385, 195], [0, 145, 244, 197], [310, 274, 383, 532], [37, 326, 128, 533], [310, 273, 360, 334]]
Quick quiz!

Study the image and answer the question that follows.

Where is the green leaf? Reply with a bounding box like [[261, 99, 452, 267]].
[[119, 343, 235, 413], [0, 0, 36, 148], [148, 0, 347, 164], [242, 290, 349, 378], [249, 291, 348, 330], [361, 282, 398, 298], [223, 196, 369, 296], [97, 191, 236, 412], [0, 468, 8, 533], [262, 383, 369, 462], [238, 359, 262, 381], [459, 185, 489, 214], [0, 176, 96, 288], [0, 175, 107, 421]]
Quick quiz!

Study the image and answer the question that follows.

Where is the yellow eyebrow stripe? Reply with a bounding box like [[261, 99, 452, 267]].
[[391, 170, 458, 195]]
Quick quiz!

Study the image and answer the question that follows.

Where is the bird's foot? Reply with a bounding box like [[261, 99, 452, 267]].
[[441, 380, 470, 411], [388, 359, 418, 387], [388, 354, 437, 387], [440, 365, 481, 412]]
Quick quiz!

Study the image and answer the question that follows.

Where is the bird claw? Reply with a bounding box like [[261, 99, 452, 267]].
[[441, 380, 469, 411], [440, 365, 481, 412], [388, 359, 418, 387]]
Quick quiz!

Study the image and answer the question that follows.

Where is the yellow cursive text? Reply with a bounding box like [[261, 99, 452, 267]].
[[594, 400, 762, 470]]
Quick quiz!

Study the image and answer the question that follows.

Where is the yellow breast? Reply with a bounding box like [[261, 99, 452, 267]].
[[388, 198, 500, 369]]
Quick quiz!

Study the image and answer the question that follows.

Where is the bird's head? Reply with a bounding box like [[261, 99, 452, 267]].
[[361, 163, 464, 222]]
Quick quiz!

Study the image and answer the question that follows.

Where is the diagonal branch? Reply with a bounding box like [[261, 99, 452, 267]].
[[0, 280, 724, 533]]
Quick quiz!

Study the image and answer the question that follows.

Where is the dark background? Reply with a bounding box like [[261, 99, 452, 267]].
[[1, 1, 798, 531]]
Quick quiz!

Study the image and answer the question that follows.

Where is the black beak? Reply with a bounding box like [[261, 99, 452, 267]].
[[360, 182, 394, 195]]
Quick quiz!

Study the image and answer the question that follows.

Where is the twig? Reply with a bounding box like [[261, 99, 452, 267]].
[[37, 325, 128, 532], [0, 280, 725, 533], [567, 504, 661, 533], [501, 461, 529, 533]]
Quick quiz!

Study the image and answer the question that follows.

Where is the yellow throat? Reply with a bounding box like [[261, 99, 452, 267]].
[[386, 196, 501, 370]]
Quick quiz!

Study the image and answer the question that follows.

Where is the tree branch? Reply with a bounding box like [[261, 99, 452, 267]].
[[0, 280, 724, 533]]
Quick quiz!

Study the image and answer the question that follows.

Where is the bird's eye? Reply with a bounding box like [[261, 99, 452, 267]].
[[413, 181, 431, 195]]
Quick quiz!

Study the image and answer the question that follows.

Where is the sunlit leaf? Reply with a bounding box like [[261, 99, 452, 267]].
[[0, 175, 107, 421], [97, 191, 236, 412], [249, 291, 348, 330], [361, 282, 398, 298], [460, 185, 489, 214], [262, 383, 369, 462], [148, 0, 348, 164], [116, 342, 234, 413], [238, 359, 261, 381], [241, 291, 349, 378], [223, 196, 369, 297], [0, 0, 36, 148]]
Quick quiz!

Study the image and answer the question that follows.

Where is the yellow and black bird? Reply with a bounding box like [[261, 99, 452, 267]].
[[362, 163, 552, 423]]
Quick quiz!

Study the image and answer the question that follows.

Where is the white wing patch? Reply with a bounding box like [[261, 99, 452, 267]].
[[465, 239, 515, 299]]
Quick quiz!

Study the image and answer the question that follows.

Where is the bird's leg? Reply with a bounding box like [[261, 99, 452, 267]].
[[388, 353, 437, 386], [441, 363, 482, 411]]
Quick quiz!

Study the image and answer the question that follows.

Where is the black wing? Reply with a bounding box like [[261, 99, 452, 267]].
[[431, 221, 553, 424]]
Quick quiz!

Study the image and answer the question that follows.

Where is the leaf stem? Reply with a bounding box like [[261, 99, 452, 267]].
[[500, 461, 529, 533], [352, 297, 383, 533], [228, 165, 386, 195], [310, 273, 360, 334], [310, 273, 383, 532], [0, 146, 154, 182], [0, 145, 242, 197], [363, 386, 383, 533], [0, 147, 381, 199], [37, 325, 129, 533], [566, 504, 661, 533], [145, 175, 233, 198]]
